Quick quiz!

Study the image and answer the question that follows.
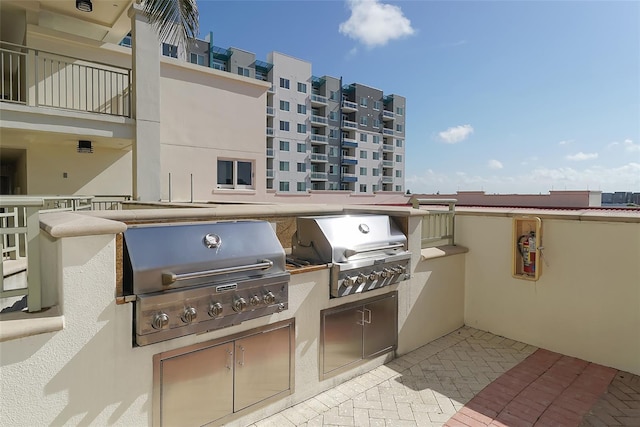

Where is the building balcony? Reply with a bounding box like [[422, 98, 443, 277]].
[[341, 120, 357, 129], [0, 42, 131, 118], [310, 172, 328, 181], [266, 169, 274, 178], [382, 110, 395, 120], [311, 94, 327, 106], [382, 144, 394, 152], [382, 128, 394, 136], [341, 100, 358, 111], [310, 153, 328, 162], [341, 173, 358, 182], [266, 106, 275, 116], [266, 148, 274, 157], [341, 156, 357, 165], [310, 134, 328, 144], [382, 160, 394, 168], [341, 137, 358, 148], [311, 115, 328, 126], [382, 176, 393, 183], [266, 127, 274, 136]]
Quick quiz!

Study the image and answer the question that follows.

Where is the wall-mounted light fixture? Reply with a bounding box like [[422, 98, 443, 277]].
[[78, 140, 93, 153], [76, 0, 93, 12]]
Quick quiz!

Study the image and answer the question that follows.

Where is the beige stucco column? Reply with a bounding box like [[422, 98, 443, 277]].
[[128, 5, 161, 201]]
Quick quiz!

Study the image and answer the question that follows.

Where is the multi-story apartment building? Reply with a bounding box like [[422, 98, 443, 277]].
[[164, 37, 407, 195]]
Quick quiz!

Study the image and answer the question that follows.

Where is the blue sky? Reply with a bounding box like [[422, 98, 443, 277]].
[[196, 0, 639, 194]]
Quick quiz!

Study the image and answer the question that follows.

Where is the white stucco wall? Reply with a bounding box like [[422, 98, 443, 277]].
[[457, 211, 640, 375]]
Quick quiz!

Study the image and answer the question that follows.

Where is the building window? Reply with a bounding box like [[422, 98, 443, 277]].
[[359, 184, 367, 192], [372, 184, 378, 192], [396, 185, 402, 192], [120, 33, 132, 48], [329, 111, 338, 121], [396, 170, 402, 177], [372, 168, 379, 176], [329, 182, 339, 190], [359, 167, 367, 176], [329, 129, 339, 139], [360, 116, 368, 126], [297, 82, 307, 93], [329, 91, 338, 101], [373, 152, 380, 160], [217, 159, 253, 189], [329, 164, 337, 175], [396, 124, 403, 132], [297, 162, 306, 172], [212, 59, 226, 71], [359, 150, 367, 159], [297, 104, 306, 114], [280, 78, 290, 89], [297, 143, 306, 153], [396, 106, 404, 116], [190, 53, 205, 65], [396, 154, 402, 162], [329, 147, 338, 157], [373, 101, 381, 110], [360, 133, 368, 142], [162, 43, 178, 58], [237, 67, 250, 77], [373, 119, 380, 128], [360, 97, 367, 107], [372, 135, 380, 144], [396, 139, 403, 147], [297, 182, 306, 191], [279, 140, 289, 151], [280, 100, 290, 111], [280, 121, 289, 131], [279, 181, 290, 191], [279, 161, 290, 171], [297, 123, 307, 134]]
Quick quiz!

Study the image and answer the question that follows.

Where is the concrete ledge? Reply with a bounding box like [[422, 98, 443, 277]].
[[0, 305, 64, 342], [421, 245, 469, 261], [40, 212, 127, 238]]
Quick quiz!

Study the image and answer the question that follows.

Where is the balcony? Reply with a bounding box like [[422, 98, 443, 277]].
[[311, 94, 327, 105], [266, 106, 275, 116], [266, 169, 274, 178], [266, 148, 274, 157], [342, 100, 358, 111], [311, 115, 328, 126], [382, 110, 395, 120], [0, 42, 131, 117], [310, 153, 328, 162], [382, 144, 394, 152], [310, 134, 328, 144], [382, 160, 394, 168], [341, 120, 357, 129], [382, 128, 394, 136], [266, 127, 274, 136], [382, 176, 393, 183], [268, 84, 275, 94], [310, 172, 328, 181], [341, 156, 357, 165], [341, 137, 358, 148], [341, 173, 358, 182]]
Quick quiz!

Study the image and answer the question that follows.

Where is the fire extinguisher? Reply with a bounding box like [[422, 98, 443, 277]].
[[517, 231, 536, 275]]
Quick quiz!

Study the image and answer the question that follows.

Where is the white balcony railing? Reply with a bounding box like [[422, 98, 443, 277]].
[[382, 128, 394, 136], [310, 153, 328, 162], [311, 94, 327, 104], [412, 198, 457, 247], [310, 172, 328, 181], [266, 106, 275, 116], [310, 134, 328, 143], [342, 100, 358, 110], [342, 120, 357, 129], [311, 115, 328, 125], [0, 42, 132, 117]]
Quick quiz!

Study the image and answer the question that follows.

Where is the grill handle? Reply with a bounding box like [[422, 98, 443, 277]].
[[344, 243, 405, 258], [162, 259, 274, 286]]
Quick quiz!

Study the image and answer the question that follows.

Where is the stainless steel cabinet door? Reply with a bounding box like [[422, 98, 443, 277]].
[[322, 306, 364, 376], [363, 294, 397, 359], [233, 325, 292, 412], [159, 342, 234, 427]]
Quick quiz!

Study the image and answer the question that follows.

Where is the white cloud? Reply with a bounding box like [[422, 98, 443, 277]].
[[438, 124, 474, 144], [339, 0, 415, 48], [623, 139, 640, 152], [566, 152, 598, 161], [558, 139, 574, 145], [488, 160, 503, 170]]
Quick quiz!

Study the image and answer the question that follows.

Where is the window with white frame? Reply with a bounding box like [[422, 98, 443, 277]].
[[372, 152, 380, 160], [279, 181, 290, 191], [297, 82, 307, 93], [396, 154, 402, 162], [217, 159, 253, 189], [280, 100, 290, 111], [396, 139, 403, 147], [237, 67, 250, 77], [372, 135, 380, 144], [280, 78, 290, 89], [162, 43, 178, 58], [297, 123, 307, 134], [395, 185, 402, 192], [360, 133, 368, 142], [297, 182, 306, 191], [359, 150, 367, 159], [190, 53, 205, 65], [372, 168, 379, 176], [359, 167, 367, 176], [329, 91, 338, 101], [360, 97, 367, 107], [279, 140, 289, 151], [396, 170, 402, 177], [396, 124, 403, 132], [329, 164, 337, 175], [329, 129, 339, 139], [360, 116, 368, 126], [372, 184, 378, 192], [297, 104, 306, 114], [297, 162, 306, 172], [359, 184, 367, 192], [297, 143, 306, 153], [279, 161, 290, 171], [373, 118, 380, 128], [280, 121, 290, 131], [329, 147, 338, 157], [396, 106, 404, 115], [329, 111, 338, 121], [373, 101, 381, 110]]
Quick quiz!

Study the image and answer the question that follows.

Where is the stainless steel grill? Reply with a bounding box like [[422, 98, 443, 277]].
[[123, 220, 289, 346], [291, 214, 410, 297]]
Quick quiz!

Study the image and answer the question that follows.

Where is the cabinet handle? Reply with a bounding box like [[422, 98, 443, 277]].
[[225, 348, 233, 370], [356, 310, 364, 326], [364, 308, 372, 324], [238, 345, 245, 366]]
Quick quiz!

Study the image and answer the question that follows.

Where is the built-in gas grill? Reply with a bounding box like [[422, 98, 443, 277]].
[[291, 214, 411, 297], [123, 220, 289, 346]]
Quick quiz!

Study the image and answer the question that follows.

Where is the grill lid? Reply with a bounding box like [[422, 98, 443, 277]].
[[123, 220, 285, 295], [292, 214, 407, 264]]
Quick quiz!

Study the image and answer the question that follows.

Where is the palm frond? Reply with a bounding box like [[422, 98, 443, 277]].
[[142, 0, 199, 46]]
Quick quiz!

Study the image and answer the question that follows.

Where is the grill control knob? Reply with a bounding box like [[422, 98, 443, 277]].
[[152, 312, 169, 330], [182, 307, 197, 324], [263, 291, 276, 305], [250, 295, 261, 306], [394, 265, 406, 274], [369, 271, 381, 281], [208, 302, 223, 317], [357, 274, 367, 284], [233, 297, 248, 313], [343, 277, 356, 287], [381, 268, 393, 278]]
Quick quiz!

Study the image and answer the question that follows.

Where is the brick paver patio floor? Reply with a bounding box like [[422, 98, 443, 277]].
[[250, 327, 639, 427]]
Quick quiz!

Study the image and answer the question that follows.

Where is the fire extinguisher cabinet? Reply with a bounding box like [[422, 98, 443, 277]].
[[512, 216, 542, 281]]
